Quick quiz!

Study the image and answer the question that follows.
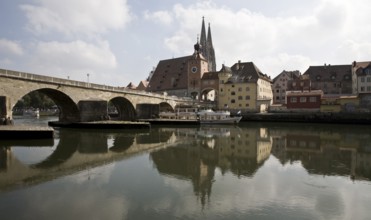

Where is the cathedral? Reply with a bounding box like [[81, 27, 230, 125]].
[[146, 18, 217, 100]]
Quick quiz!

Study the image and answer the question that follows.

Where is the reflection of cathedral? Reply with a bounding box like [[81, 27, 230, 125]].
[[150, 126, 273, 207]]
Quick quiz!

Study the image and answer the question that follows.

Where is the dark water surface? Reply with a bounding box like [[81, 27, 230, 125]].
[[1, 117, 371, 220]]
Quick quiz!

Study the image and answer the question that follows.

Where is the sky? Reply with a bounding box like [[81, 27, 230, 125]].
[[1, 0, 371, 87]]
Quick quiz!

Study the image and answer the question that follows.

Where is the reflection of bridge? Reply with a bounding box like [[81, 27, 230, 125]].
[[0, 69, 194, 122], [0, 129, 177, 192]]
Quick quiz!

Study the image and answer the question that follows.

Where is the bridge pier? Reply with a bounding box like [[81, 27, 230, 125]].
[[78, 100, 109, 122], [0, 96, 12, 124]]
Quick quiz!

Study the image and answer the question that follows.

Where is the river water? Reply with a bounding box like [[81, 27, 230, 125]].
[[1, 117, 371, 220]]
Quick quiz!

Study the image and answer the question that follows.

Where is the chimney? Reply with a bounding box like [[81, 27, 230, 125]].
[[353, 61, 357, 67], [236, 60, 241, 70]]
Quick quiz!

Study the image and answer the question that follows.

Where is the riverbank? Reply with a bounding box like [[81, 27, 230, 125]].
[[241, 112, 371, 124]]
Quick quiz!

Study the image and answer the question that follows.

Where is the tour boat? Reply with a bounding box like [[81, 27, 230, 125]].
[[159, 108, 242, 124], [197, 109, 242, 124]]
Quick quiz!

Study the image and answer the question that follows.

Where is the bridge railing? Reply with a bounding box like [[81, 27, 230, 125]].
[[0, 68, 193, 102]]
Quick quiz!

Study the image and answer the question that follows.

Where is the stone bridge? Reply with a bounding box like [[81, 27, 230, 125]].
[[0, 68, 194, 122]]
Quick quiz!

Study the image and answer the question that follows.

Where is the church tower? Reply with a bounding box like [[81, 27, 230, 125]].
[[199, 17, 216, 72], [187, 40, 208, 100]]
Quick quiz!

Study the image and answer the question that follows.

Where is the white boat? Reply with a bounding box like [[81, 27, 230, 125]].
[[23, 108, 40, 117], [197, 109, 242, 124], [159, 108, 242, 124], [159, 108, 198, 120]]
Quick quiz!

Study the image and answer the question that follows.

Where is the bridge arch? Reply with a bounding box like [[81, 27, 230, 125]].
[[159, 102, 174, 112], [38, 88, 80, 122], [14, 88, 80, 122], [201, 88, 217, 101], [109, 96, 136, 121]]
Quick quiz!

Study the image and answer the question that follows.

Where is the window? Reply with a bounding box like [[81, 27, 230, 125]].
[[238, 96, 243, 100], [361, 87, 365, 91], [231, 91, 236, 95], [291, 97, 297, 103], [245, 95, 250, 100], [246, 87, 250, 91], [245, 103, 249, 107], [367, 77, 371, 82], [368, 86, 371, 91], [310, 97, 317, 102], [220, 88, 223, 92], [231, 99, 235, 103], [238, 87, 242, 92], [293, 82, 296, 86], [276, 96, 280, 100], [232, 85, 235, 87], [361, 77, 365, 82], [276, 89, 279, 93], [300, 97, 307, 103]]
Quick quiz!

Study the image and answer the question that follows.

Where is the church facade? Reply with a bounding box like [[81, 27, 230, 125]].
[[146, 18, 217, 100]]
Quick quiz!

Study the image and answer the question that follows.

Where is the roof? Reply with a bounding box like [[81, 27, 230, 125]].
[[303, 64, 352, 82], [136, 80, 149, 91], [126, 82, 137, 89], [353, 61, 371, 76], [224, 61, 272, 83], [147, 55, 192, 92], [272, 70, 301, 83], [202, 71, 219, 80], [353, 61, 371, 69]]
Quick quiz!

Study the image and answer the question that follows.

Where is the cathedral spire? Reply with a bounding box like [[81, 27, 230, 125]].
[[207, 23, 216, 72], [200, 17, 207, 59]]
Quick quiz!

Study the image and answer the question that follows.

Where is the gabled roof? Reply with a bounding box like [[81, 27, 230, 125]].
[[126, 82, 137, 89], [147, 55, 192, 92], [303, 64, 352, 82], [272, 70, 301, 83], [353, 61, 371, 76], [353, 61, 371, 69], [224, 61, 271, 83], [137, 80, 149, 91]]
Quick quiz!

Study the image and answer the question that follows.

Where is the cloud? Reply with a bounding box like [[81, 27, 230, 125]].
[[26, 40, 120, 84], [20, 0, 131, 36], [144, 10, 173, 25], [0, 38, 24, 56], [158, 0, 371, 76]]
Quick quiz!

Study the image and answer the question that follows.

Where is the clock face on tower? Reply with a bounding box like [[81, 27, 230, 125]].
[[191, 66, 197, 73]]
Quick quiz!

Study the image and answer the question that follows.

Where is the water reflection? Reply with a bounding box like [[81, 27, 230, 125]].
[[1, 124, 371, 192], [1, 123, 371, 219]]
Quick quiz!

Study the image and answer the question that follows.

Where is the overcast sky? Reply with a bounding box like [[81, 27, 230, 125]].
[[1, 0, 371, 86]]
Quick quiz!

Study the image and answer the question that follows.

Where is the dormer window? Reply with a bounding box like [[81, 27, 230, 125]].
[[316, 75, 321, 81]]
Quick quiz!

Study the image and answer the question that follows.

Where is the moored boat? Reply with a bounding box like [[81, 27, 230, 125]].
[[159, 108, 242, 125], [197, 109, 242, 124]]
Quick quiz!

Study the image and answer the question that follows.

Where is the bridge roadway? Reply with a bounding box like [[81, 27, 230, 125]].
[[0, 68, 195, 122], [0, 128, 182, 192]]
